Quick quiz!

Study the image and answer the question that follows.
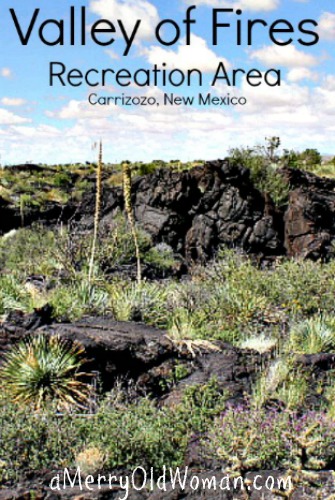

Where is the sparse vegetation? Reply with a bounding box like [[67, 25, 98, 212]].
[[208, 404, 335, 472], [1, 143, 335, 495]]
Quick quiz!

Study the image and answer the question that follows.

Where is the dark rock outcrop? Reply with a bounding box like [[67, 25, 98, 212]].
[[3, 161, 335, 263], [58, 162, 335, 262], [132, 161, 284, 262], [283, 167, 335, 260]]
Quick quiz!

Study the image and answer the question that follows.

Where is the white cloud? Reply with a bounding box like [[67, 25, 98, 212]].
[[240, 77, 311, 113], [250, 44, 318, 68], [1, 68, 12, 78], [2, 90, 335, 164], [47, 99, 115, 120], [89, 0, 159, 40], [0, 109, 30, 125], [105, 49, 120, 60], [35, 94, 236, 163], [185, 0, 279, 12], [323, 75, 335, 91], [26, 73, 334, 164], [318, 12, 335, 41], [143, 34, 229, 72], [1, 97, 27, 107], [314, 80, 335, 115], [287, 68, 318, 82], [10, 124, 61, 138]]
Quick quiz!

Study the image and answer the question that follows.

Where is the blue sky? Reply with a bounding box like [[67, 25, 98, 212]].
[[0, 0, 334, 164]]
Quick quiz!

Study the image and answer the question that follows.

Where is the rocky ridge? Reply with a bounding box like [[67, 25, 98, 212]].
[[1, 161, 335, 262]]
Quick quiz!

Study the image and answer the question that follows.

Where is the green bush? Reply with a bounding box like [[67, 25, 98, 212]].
[[144, 243, 177, 272], [228, 143, 289, 207], [53, 172, 72, 188], [0, 227, 59, 279], [0, 380, 227, 482]]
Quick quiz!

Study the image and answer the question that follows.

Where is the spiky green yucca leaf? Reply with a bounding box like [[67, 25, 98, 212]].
[[0, 335, 90, 410], [288, 316, 335, 354]]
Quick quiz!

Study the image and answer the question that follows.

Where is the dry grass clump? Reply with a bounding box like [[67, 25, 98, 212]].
[[75, 446, 106, 475]]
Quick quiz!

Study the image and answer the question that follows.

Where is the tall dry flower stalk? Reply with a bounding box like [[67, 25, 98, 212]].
[[122, 162, 141, 283], [88, 140, 103, 283]]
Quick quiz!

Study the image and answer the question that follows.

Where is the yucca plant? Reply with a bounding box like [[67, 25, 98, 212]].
[[109, 282, 167, 326], [122, 161, 141, 283], [0, 334, 91, 410], [88, 140, 103, 283], [288, 316, 335, 354]]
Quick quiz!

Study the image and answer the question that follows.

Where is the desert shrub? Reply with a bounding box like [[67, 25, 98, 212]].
[[275, 370, 310, 410], [0, 397, 86, 483], [88, 398, 188, 470], [0, 227, 59, 279], [202, 250, 335, 318], [87, 379, 227, 471], [252, 359, 309, 411], [135, 162, 159, 176], [257, 167, 290, 207], [53, 172, 72, 188], [0, 275, 32, 314], [97, 216, 151, 273], [165, 275, 275, 343], [298, 148, 322, 167], [262, 259, 335, 316], [144, 243, 177, 273], [228, 142, 289, 207], [0, 380, 227, 482], [178, 378, 228, 433], [207, 404, 335, 471]]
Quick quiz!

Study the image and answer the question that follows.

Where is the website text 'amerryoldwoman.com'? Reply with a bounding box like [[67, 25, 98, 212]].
[[50, 467, 292, 499]]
